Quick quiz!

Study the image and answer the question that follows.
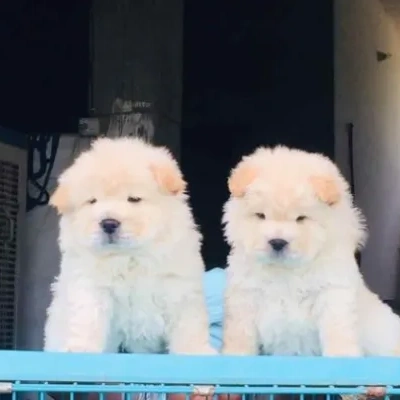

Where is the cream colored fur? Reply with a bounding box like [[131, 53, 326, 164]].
[[44, 137, 214, 355], [222, 146, 400, 357]]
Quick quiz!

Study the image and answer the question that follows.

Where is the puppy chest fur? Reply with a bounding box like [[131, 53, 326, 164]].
[[226, 263, 400, 357], [44, 255, 187, 354], [108, 275, 168, 353], [250, 274, 321, 355]]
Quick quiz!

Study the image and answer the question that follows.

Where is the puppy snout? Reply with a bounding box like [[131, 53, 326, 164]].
[[100, 218, 121, 235], [269, 238, 288, 252]]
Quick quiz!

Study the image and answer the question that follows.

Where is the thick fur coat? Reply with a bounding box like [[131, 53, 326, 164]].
[[44, 137, 214, 355], [222, 146, 400, 357]]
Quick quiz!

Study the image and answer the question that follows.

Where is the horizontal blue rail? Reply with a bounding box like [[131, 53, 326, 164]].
[[7, 384, 400, 395], [1, 351, 400, 387]]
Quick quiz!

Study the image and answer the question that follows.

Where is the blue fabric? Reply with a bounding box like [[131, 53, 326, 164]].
[[203, 267, 226, 351]]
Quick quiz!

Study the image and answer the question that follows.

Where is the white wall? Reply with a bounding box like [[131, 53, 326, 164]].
[[335, 0, 400, 299]]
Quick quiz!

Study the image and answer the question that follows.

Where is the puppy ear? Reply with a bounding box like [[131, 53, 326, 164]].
[[150, 163, 186, 195], [310, 176, 340, 206], [228, 160, 258, 197], [49, 183, 71, 214]]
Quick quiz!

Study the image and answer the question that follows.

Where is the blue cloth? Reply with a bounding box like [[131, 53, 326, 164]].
[[203, 267, 226, 351]]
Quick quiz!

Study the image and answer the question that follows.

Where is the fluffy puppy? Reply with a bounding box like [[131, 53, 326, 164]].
[[222, 145, 400, 357], [44, 137, 214, 356]]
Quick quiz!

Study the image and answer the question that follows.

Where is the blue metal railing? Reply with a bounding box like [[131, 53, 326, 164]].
[[0, 351, 399, 397]]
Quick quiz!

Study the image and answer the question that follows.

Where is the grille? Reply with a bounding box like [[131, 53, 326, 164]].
[[0, 160, 19, 349], [0, 352, 400, 400]]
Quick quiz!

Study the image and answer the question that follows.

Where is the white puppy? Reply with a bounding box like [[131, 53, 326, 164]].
[[222, 146, 400, 357], [44, 137, 214, 355]]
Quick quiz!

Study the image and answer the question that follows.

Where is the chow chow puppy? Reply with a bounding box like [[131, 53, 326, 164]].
[[222, 145, 400, 357], [44, 137, 214, 356]]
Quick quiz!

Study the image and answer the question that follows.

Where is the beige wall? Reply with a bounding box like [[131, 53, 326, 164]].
[[335, 0, 400, 299]]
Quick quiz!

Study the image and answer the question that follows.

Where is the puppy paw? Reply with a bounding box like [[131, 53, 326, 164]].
[[193, 386, 215, 397], [322, 342, 362, 357], [200, 345, 218, 355], [325, 349, 362, 357], [365, 387, 386, 398], [340, 387, 386, 400], [173, 344, 218, 355], [62, 341, 103, 353], [320, 324, 362, 357], [63, 346, 92, 353], [222, 344, 254, 355], [222, 349, 252, 356], [221, 335, 257, 355]]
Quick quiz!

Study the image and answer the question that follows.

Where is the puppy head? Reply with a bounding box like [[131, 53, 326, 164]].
[[224, 146, 366, 267], [51, 137, 188, 254]]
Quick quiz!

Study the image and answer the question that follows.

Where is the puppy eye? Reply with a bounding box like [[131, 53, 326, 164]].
[[88, 198, 97, 205], [255, 212, 266, 220], [128, 196, 142, 203], [296, 215, 307, 222]]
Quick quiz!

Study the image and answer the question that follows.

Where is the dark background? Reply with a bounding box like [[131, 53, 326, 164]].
[[0, 0, 334, 268], [181, 1, 334, 267], [0, 0, 91, 133]]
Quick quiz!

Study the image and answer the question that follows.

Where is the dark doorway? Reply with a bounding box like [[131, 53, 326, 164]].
[[0, 0, 90, 134], [181, 0, 334, 268]]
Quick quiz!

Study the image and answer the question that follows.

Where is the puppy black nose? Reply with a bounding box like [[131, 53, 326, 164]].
[[269, 238, 288, 252], [100, 218, 120, 235]]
